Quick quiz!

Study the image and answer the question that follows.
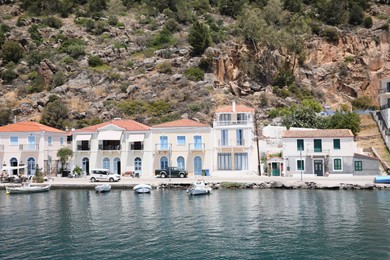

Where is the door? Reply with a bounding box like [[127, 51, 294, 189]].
[[272, 162, 280, 176], [27, 157, 36, 176], [134, 157, 142, 173], [113, 157, 120, 175], [10, 157, 18, 175], [314, 160, 323, 176], [194, 156, 202, 175], [82, 157, 89, 175]]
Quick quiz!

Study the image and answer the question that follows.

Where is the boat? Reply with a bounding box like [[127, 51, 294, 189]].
[[133, 184, 152, 193], [187, 180, 212, 196], [374, 176, 390, 184], [6, 183, 51, 195], [95, 184, 111, 193]]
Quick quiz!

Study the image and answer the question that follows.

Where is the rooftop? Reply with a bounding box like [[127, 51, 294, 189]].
[[152, 119, 209, 128], [0, 121, 65, 133], [282, 129, 354, 138], [74, 119, 150, 132]]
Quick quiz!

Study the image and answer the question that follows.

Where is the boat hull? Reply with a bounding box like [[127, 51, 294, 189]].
[[95, 184, 111, 193], [133, 184, 152, 193], [188, 189, 211, 196], [6, 185, 51, 194], [374, 176, 390, 184]]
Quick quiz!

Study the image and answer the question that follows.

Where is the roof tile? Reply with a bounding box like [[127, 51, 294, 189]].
[[74, 119, 150, 132], [0, 121, 65, 133], [282, 129, 354, 138], [152, 119, 209, 128]]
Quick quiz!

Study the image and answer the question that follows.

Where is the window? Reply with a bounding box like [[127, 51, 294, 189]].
[[48, 136, 52, 145], [177, 156, 185, 170], [333, 158, 342, 171], [354, 161, 362, 171], [234, 153, 248, 170], [218, 153, 232, 170], [221, 130, 228, 146], [60, 137, 64, 145], [160, 136, 168, 150], [103, 157, 110, 170], [194, 136, 202, 149], [333, 139, 340, 150], [297, 139, 304, 151], [10, 136, 18, 145], [177, 136, 186, 145], [236, 129, 244, 146], [219, 114, 231, 125], [237, 113, 247, 123], [297, 160, 304, 171], [314, 139, 322, 152]]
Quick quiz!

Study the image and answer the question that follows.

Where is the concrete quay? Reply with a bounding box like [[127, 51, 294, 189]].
[[1, 175, 389, 190]]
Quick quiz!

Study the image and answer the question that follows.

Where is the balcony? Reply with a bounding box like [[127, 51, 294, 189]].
[[130, 143, 144, 151], [213, 120, 253, 127], [306, 149, 330, 156], [155, 143, 171, 153], [189, 143, 205, 152], [379, 88, 390, 94], [19, 144, 39, 151], [98, 144, 121, 151], [77, 145, 91, 151]]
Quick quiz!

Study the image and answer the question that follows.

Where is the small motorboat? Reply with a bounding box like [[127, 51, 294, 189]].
[[187, 180, 212, 196], [6, 183, 51, 195], [133, 184, 152, 193], [374, 176, 390, 184], [95, 184, 111, 193]]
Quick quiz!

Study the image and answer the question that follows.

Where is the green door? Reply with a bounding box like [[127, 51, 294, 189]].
[[272, 163, 280, 176]]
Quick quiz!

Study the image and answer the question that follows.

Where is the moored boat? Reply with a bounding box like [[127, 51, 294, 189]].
[[6, 183, 51, 195], [374, 176, 390, 184], [95, 183, 111, 193], [187, 180, 212, 196], [133, 184, 152, 193]]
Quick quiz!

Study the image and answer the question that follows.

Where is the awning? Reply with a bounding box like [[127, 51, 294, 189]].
[[128, 134, 145, 142], [75, 134, 92, 141], [97, 131, 122, 140]]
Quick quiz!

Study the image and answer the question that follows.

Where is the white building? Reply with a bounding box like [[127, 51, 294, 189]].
[[0, 121, 67, 176], [72, 119, 153, 177]]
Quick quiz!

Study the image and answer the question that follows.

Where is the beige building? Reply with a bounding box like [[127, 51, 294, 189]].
[[0, 121, 67, 176], [151, 119, 212, 176], [72, 119, 153, 177]]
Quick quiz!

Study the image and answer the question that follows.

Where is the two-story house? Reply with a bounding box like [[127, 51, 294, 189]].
[[151, 119, 212, 176], [212, 101, 258, 176], [0, 121, 67, 176], [72, 118, 152, 176], [282, 129, 379, 176], [379, 77, 390, 128]]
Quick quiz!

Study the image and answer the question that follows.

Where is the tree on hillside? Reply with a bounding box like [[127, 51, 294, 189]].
[[1, 41, 25, 64], [218, 0, 247, 18], [0, 106, 11, 126], [87, 0, 107, 13], [40, 98, 69, 130], [327, 111, 360, 135], [188, 20, 211, 56]]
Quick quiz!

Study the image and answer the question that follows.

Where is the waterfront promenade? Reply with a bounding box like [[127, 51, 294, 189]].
[[0, 174, 387, 190]]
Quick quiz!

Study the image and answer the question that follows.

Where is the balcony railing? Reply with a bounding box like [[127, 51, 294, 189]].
[[213, 120, 253, 127], [155, 143, 171, 152], [217, 139, 248, 147], [77, 145, 91, 151], [306, 149, 330, 155], [189, 143, 205, 151], [98, 144, 121, 150], [19, 144, 39, 151], [130, 143, 144, 151]]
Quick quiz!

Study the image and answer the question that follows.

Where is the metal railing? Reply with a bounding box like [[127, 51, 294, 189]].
[[213, 120, 253, 127], [98, 144, 121, 150], [77, 145, 91, 151], [189, 143, 205, 151], [155, 143, 172, 152], [19, 144, 39, 151], [217, 139, 247, 147]]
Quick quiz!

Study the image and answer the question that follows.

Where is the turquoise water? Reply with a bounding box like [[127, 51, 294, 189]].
[[1, 189, 390, 259]]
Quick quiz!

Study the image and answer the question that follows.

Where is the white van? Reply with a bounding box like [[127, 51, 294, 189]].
[[90, 169, 121, 182]]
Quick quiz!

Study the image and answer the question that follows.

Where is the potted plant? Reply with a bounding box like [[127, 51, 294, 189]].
[[57, 147, 73, 177]]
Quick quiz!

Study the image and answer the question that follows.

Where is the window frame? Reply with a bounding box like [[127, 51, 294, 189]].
[[333, 158, 342, 171], [297, 139, 304, 151], [177, 136, 186, 146], [333, 139, 340, 150], [10, 136, 18, 145], [354, 161, 363, 171], [297, 159, 305, 171]]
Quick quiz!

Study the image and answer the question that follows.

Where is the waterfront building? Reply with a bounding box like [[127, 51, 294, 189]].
[[71, 118, 152, 177], [151, 119, 212, 176], [375, 77, 390, 151], [282, 129, 380, 176], [0, 121, 67, 177], [212, 101, 258, 176]]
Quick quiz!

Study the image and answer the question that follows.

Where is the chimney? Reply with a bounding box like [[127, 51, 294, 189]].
[[232, 100, 236, 112]]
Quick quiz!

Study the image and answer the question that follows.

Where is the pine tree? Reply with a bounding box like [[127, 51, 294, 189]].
[[188, 21, 211, 56]]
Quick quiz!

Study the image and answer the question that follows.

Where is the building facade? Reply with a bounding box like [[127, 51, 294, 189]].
[[72, 119, 153, 177], [151, 119, 212, 176], [282, 129, 379, 176], [212, 101, 259, 176], [0, 121, 67, 176]]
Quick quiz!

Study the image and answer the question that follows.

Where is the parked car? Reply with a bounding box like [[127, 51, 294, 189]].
[[90, 169, 121, 182], [155, 167, 188, 178]]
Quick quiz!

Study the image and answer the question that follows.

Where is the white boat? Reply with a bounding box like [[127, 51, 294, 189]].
[[6, 183, 51, 195], [95, 183, 111, 193], [133, 184, 152, 193], [187, 180, 212, 196]]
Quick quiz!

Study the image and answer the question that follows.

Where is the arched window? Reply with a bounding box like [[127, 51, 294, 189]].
[[160, 156, 168, 170], [177, 156, 185, 170], [113, 157, 121, 175], [103, 157, 110, 171], [82, 157, 89, 175], [27, 157, 36, 175], [134, 157, 142, 171]]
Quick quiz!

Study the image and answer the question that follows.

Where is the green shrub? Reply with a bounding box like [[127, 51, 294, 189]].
[[164, 18, 180, 32], [26, 50, 49, 65], [184, 67, 205, 81], [117, 100, 148, 115], [1, 69, 18, 83], [16, 15, 28, 27], [321, 27, 339, 43], [1, 41, 25, 63], [125, 60, 134, 68], [60, 39, 86, 59], [28, 24, 42, 45], [88, 55, 104, 67], [62, 56, 75, 64], [148, 28, 175, 49], [52, 71, 66, 87], [156, 61, 172, 74], [108, 15, 119, 26], [363, 16, 373, 28], [147, 100, 171, 116], [27, 74, 45, 93], [352, 96, 374, 110], [44, 16, 63, 29]]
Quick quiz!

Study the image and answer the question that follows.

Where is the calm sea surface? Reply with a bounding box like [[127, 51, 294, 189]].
[[0, 189, 390, 259]]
